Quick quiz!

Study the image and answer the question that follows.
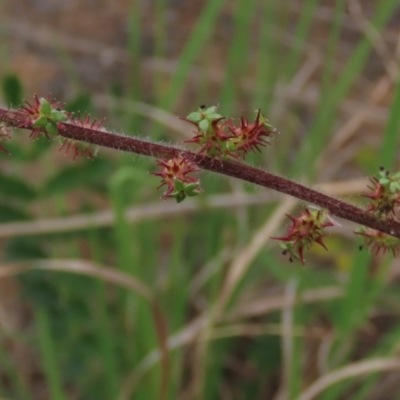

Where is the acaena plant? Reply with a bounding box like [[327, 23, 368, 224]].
[[1, 96, 400, 264]]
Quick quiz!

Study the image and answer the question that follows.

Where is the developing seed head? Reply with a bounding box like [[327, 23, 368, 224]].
[[226, 109, 279, 158], [182, 106, 278, 160], [356, 227, 400, 257], [271, 207, 336, 265], [183, 105, 232, 159], [151, 154, 203, 202], [20, 95, 69, 138], [362, 168, 400, 218]]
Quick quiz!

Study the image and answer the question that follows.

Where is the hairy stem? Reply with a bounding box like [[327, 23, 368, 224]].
[[1, 107, 400, 239]]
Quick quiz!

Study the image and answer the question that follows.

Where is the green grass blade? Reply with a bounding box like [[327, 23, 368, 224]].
[[283, 0, 319, 81], [253, 0, 278, 111], [219, 0, 258, 114], [159, 0, 226, 111], [317, 0, 346, 107], [294, 0, 399, 174], [153, 0, 167, 100], [377, 76, 400, 170], [88, 230, 120, 398], [109, 167, 161, 398], [334, 250, 371, 334], [35, 308, 67, 400]]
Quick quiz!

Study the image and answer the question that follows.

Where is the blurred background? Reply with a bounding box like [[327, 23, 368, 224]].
[[1, 0, 400, 399]]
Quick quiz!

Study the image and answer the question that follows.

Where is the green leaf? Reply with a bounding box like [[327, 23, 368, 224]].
[[184, 183, 200, 196], [40, 98, 52, 115], [0, 172, 37, 201], [187, 112, 201, 122], [50, 110, 67, 123], [175, 192, 186, 203], [186, 190, 200, 197], [379, 178, 390, 185], [205, 105, 217, 114], [206, 113, 222, 120], [174, 179, 185, 192], [278, 242, 290, 250], [33, 116, 48, 128], [2, 73, 23, 107], [45, 122, 58, 136], [389, 182, 400, 193], [199, 119, 209, 132]]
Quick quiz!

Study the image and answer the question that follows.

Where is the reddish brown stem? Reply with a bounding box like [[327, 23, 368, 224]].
[[1, 107, 400, 239]]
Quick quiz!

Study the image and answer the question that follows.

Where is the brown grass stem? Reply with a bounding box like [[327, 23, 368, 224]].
[[1, 107, 399, 238]]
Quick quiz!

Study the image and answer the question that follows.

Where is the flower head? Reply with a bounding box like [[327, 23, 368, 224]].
[[362, 167, 400, 217], [356, 227, 400, 257], [151, 155, 202, 202], [226, 109, 279, 158], [183, 105, 232, 159], [59, 139, 95, 160], [71, 113, 105, 131], [20, 95, 69, 138], [183, 106, 278, 160], [271, 207, 336, 265]]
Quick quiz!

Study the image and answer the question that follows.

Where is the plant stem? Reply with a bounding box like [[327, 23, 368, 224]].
[[1, 107, 400, 239]]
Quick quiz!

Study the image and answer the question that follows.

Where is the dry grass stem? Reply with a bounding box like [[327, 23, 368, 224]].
[[121, 284, 344, 398], [297, 358, 400, 400], [0, 178, 367, 239], [348, 0, 399, 80], [217, 197, 296, 311], [227, 286, 343, 321]]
